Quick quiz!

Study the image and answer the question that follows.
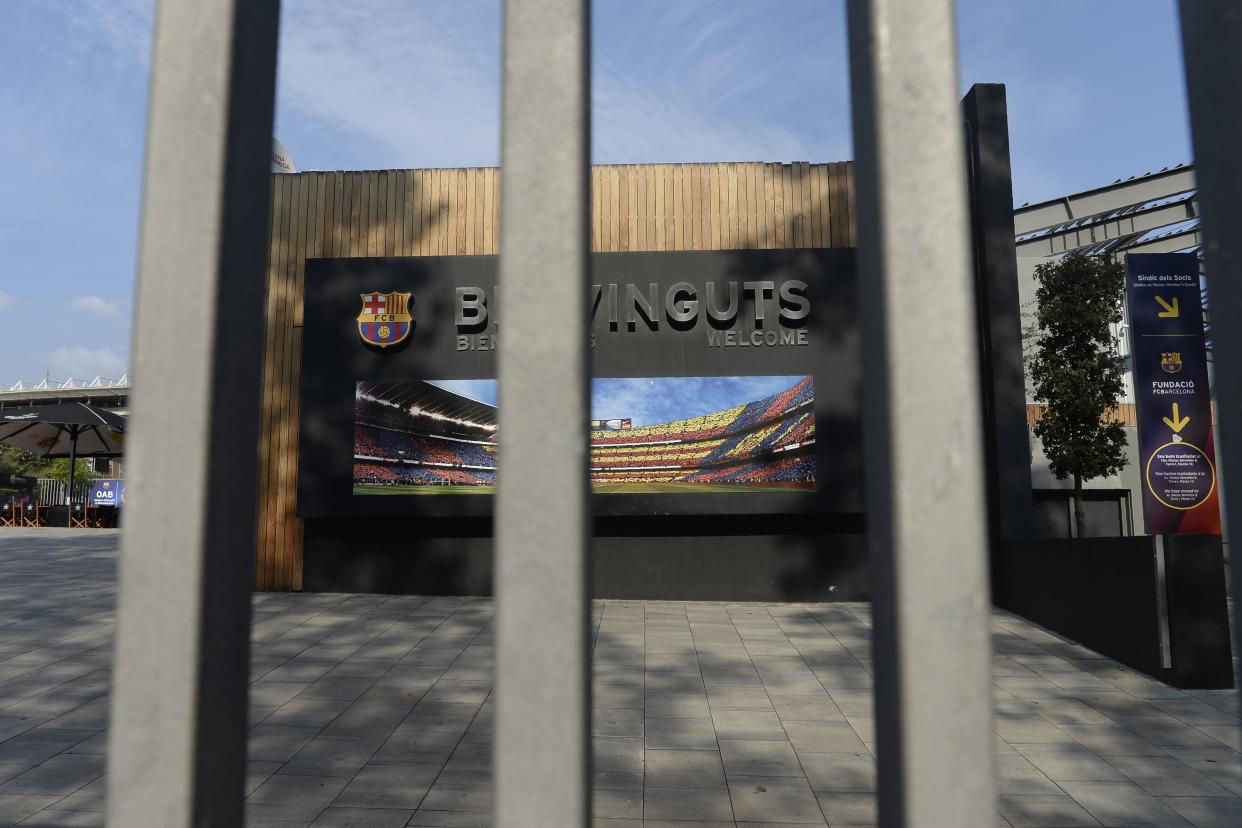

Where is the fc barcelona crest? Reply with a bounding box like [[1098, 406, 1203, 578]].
[[1161, 352, 1183, 374], [357, 291, 414, 348]]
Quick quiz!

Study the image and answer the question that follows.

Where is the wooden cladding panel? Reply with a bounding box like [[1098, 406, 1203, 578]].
[[255, 162, 856, 590], [1027, 403, 1141, 429]]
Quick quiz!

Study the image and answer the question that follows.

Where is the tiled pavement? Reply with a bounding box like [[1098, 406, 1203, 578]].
[[0, 530, 1238, 826]]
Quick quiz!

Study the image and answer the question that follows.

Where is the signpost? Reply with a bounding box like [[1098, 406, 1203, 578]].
[[1125, 252, 1220, 535]]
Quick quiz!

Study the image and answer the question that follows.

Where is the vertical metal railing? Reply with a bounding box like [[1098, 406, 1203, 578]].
[[1178, 1, 1242, 705], [846, 1, 997, 825], [493, 0, 592, 824], [106, 0, 280, 824], [111, 0, 1242, 824]]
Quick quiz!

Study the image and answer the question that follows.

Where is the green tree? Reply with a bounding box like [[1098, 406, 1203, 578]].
[[0, 445, 41, 476], [0, 446, 100, 483], [1027, 252, 1129, 536]]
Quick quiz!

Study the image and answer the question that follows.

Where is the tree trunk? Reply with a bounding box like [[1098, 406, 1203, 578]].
[[1072, 472, 1086, 538]]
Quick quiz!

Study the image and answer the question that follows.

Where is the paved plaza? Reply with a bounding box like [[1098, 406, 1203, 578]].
[[0, 530, 1238, 826]]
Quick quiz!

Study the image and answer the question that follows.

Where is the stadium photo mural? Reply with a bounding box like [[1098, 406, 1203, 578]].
[[353, 376, 815, 495], [298, 248, 859, 518]]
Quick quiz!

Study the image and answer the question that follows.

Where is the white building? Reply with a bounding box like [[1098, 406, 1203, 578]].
[[1014, 164, 1213, 537]]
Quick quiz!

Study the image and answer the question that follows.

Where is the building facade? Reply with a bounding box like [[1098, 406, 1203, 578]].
[[1014, 164, 1212, 538], [256, 162, 858, 591]]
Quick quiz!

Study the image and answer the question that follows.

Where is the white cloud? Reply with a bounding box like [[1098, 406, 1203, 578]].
[[46, 347, 126, 380], [68, 0, 154, 60], [590, 1, 849, 164], [273, 0, 849, 171], [0, 290, 13, 310], [275, 0, 502, 169], [592, 65, 822, 165], [70, 295, 123, 320]]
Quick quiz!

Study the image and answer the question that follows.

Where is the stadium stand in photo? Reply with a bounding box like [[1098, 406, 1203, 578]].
[[353, 377, 815, 492]]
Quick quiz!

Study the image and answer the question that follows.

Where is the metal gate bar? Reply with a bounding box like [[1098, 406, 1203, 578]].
[[846, 1, 997, 825], [1177, 1, 1242, 706], [106, 0, 280, 824], [494, 0, 592, 825], [102, 0, 1046, 823]]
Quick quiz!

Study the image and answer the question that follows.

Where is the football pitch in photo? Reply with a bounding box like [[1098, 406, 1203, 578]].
[[592, 482, 809, 494], [354, 485, 495, 496], [354, 482, 809, 496]]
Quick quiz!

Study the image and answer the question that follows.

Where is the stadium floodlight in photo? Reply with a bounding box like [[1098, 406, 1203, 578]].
[[352, 376, 815, 495]]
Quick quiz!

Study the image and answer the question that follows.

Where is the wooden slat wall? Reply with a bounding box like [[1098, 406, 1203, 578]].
[[1026, 403, 1225, 430], [1028, 403, 1138, 428], [256, 162, 856, 590]]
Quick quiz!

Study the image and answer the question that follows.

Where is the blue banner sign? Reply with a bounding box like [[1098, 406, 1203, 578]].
[[87, 479, 126, 508], [1124, 253, 1219, 535]]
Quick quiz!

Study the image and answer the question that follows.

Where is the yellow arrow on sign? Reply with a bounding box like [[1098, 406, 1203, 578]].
[[1163, 403, 1190, 433], [1155, 295, 1180, 318]]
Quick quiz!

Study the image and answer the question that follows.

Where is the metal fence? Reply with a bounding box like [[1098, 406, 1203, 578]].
[[34, 478, 90, 507], [104, 0, 1241, 825]]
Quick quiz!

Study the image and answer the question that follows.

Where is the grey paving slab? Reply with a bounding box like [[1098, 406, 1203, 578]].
[[1102, 754, 1233, 797], [1058, 780, 1194, 826], [407, 809, 489, 827], [50, 777, 103, 812], [1160, 795, 1242, 828], [727, 775, 825, 824], [594, 786, 644, 820], [417, 770, 490, 813], [331, 763, 438, 810], [249, 725, 322, 762], [307, 806, 414, 827], [0, 795, 61, 826], [994, 714, 1071, 744], [0, 753, 103, 796], [645, 749, 727, 789], [644, 786, 733, 820], [646, 692, 710, 719], [711, 709, 788, 741], [1012, 745, 1129, 783], [707, 686, 774, 711], [15, 809, 105, 827], [997, 793, 1102, 827], [280, 737, 382, 777], [994, 753, 1062, 796], [797, 751, 876, 793], [814, 790, 876, 825], [782, 720, 869, 754], [0, 530, 1239, 825], [595, 737, 646, 776], [645, 716, 718, 750], [719, 740, 804, 778], [263, 698, 354, 729], [597, 707, 645, 738], [248, 774, 351, 820]]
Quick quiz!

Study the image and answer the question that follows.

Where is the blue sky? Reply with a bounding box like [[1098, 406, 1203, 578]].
[[1, 1, 1193, 384], [430, 375, 804, 425]]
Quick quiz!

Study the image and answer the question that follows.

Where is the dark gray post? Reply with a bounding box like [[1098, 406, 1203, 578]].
[[963, 84, 1036, 549], [1178, 1, 1242, 701], [66, 428, 78, 527], [106, 0, 280, 824]]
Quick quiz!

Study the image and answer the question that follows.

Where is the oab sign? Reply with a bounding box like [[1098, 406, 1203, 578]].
[[87, 479, 126, 508], [1124, 253, 1219, 535]]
